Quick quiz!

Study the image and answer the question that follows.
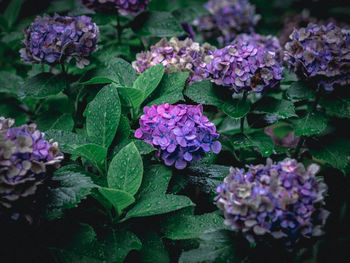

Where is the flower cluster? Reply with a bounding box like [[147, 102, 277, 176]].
[[20, 14, 99, 68], [132, 37, 214, 84], [216, 158, 329, 247], [194, 0, 260, 44], [134, 104, 221, 169], [206, 38, 283, 93], [284, 23, 350, 91], [81, 0, 150, 15], [0, 117, 63, 222]]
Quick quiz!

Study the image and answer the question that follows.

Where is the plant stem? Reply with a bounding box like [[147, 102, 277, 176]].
[[240, 91, 248, 133], [293, 135, 305, 159]]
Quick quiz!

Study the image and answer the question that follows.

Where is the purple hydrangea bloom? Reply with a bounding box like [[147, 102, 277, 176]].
[[216, 158, 329, 247], [134, 104, 221, 169], [206, 38, 283, 93], [81, 0, 150, 15], [132, 37, 214, 84], [20, 14, 99, 68], [284, 23, 350, 91], [194, 0, 260, 45], [0, 117, 63, 222]]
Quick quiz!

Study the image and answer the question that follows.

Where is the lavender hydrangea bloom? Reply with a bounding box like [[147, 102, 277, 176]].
[[206, 38, 283, 93], [194, 0, 260, 44], [216, 158, 329, 247], [284, 23, 350, 91], [20, 14, 99, 68], [0, 117, 63, 222], [134, 104, 221, 169], [132, 37, 214, 84], [81, 0, 150, 15]]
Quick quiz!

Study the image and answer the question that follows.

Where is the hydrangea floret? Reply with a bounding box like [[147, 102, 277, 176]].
[[284, 23, 350, 91], [206, 38, 283, 93], [134, 104, 221, 169], [20, 14, 99, 68], [215, 158, 329, 247], [132, 37, 214, 84], [0, 117, 63, 222], [81, 0, 150, 15]]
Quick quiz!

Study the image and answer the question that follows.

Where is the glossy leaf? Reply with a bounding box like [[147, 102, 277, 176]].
[[184, 80, 224, 107], [73, 144, 107, 173], [45, 129, 90, 154], [98, 187, 135, 215], [231, 131, 274, 157], [286, 81, 315, 102], [292, 112, 328, 136], [221, 99, 250, 118], [253, 97, 296, 119]]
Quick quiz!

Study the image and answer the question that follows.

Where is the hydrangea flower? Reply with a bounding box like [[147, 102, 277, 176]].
[[194, 0, 260, 44], [132, 37, 214, 84], [0, 117, 63, 222], [284, 23, 350, 91], [134, 104, 221, 169], [20, 14, 99, 68], [216, 158, 329, 247], [206, 38, 283, 93], [81, 0, 150, 15]]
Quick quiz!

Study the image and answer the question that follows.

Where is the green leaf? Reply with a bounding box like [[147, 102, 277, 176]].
[[310, 138, 350, 173], [147, 72, 188, 106], [221, 99, 250, 118], [124, 194, 194, 219], [0, 71, 23, 95], [133, 64, 165, 102], [320, 96, 350, 118], [80, 76, 113, 85], [132, 139, 156, 155], [172, 5, 209, 23], [253, 97, 296, 119], [184, 80, 224, 107], [117, 86, 145, 108], [162, 212, 224, 240], [286, 81, 315, 102], [131, 11, 184, 37], [73, 144, 107, 173], [179, 231, 239, 263], [3, 0, 22, 29], [140, 231, 170, 263], [86, 84, 121, 148], [21, 73, 66, 99], [231, 131, 274, 157], [98, 188, 135, 215], [0, 103, 27, 125], [49, 165, 96, 213], [45, 130, 90, 154], [292, 111, 328, 136], [116, 115, 131, 144], [107, 142, 143, 195], [36, 112, 73, 131]]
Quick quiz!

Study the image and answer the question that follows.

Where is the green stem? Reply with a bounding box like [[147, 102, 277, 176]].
[[293, 135, 305, 159], [240, 91, 248, 134]]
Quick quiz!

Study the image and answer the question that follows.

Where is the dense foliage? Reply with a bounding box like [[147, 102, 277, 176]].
[[0, 0, 350, 262]]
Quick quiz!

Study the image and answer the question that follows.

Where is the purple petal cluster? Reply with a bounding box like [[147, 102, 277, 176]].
[[284, 23, 350, 91], [0, 117, 63, 222], [20, 14, 99, 68], [134, 104, 221, 169], [206, 39, 283, 93], [81, 0, 150, 15], [132, 37, 214, 84], [194, 0, 260, 44], [216, 158, 329, 247]]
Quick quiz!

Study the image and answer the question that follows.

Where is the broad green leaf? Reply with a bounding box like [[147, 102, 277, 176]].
[[184, 80, 224, 107], [172, 5, 209, 23], [107, 142, 143, 195], [3, 0, 22, 29], [179, 231, 239, 263], [36, 112, 73, 131], [320, 97, 350, 118], [117, 86, 145, 108], [281, 69, 298, 85], [310, 138, 350, 173], [286, 81, 315, 102], [98, 188, 135, 215], [0, 71, 23, 95], [131, 11, 183, 37], [231, 131, 274, 157], [116, 115, 131, 144], [140, 231, 170, 263], [221, 99, 250, 118], [292, 112, 328, 136], [86, 84, 121, 148], [73, 144, 107, 173], [133, 64, 165, 102], [21, 73, 66, 99], [132, 139, 156, 155], [148, 71, 188, 106], [45, 130, 90, 154], [124, 194, 194, 219], [0, 103, 26, 125], [80, 77, 112, 85], [253, 97, 296, 119], [162, 212, 224, 240]]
